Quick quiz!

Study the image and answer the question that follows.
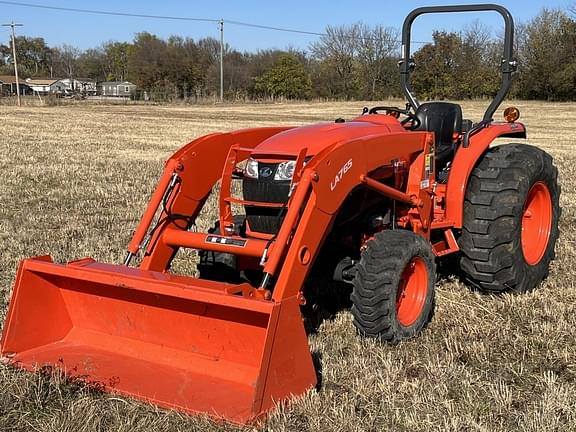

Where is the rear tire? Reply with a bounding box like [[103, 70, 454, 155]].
[[351, 230, 436, 343], [459, 144, 560, 293]]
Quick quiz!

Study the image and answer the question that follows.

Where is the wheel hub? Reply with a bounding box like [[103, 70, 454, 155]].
[[396, 257, 428, 327], [521, 181, 553, 265]]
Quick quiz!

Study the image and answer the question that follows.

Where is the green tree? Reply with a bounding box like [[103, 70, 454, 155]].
[[245, 50, 289, 96], [517, 8, 576, 100], [412, 31, 462, 99], [76, 48, 107, 80], [104, 41, 131, 81], [75, 42, 133, 81], [254, 53, 312, 99], [127, 32, 168, 92], [411, 28, 500, 100], [10, 36, 52, 77], [0, 42, 11, 74], [457, 21, 500, 98], [164, 36, 205, 98]]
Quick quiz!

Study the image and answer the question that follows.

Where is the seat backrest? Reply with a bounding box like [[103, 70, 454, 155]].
[[412, 102, 463, 170], [413, 102, 462, 146]]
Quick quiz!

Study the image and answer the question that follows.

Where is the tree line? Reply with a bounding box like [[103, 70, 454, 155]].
[[1, 7, 575, 101]]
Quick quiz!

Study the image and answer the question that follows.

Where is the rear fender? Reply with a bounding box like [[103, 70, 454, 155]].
[[445, 122, 526, 227]]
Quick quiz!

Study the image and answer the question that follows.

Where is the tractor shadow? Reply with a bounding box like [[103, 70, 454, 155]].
[[301, 280, 353, 336], [311, 351, 324, 391], [436, 251, 494, 294], [436, 251, 464, 283]]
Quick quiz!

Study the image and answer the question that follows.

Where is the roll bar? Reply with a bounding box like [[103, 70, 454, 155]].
[[399, 4, 517, 123]]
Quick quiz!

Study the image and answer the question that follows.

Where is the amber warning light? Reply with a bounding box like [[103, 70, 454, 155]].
[[504, 106, 520, 123]]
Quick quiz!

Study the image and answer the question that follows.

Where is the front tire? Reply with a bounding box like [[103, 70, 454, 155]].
[[351, 230, 436, 343], [459, 144, 560, 293]]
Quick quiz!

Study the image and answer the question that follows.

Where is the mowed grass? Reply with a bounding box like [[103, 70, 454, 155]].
[[0, 100, 575, 432]]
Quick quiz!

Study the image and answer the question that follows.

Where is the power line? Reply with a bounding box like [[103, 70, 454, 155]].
[[0, 0, 430, 44], [0, 1, 219, 23], [226, 20, 324, 37], [226, 19, 430, 44]]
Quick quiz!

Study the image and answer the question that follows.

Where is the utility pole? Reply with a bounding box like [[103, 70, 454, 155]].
[[2, 22, 23, 107], [219, 19, 224, 103]]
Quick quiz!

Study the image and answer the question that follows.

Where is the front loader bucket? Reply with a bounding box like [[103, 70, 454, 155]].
[[0, 256, 316, 423]]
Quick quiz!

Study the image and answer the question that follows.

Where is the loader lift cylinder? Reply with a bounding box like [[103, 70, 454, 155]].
[[124, 159, 180, 265]]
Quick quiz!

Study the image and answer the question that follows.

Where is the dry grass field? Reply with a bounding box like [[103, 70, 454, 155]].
[[0, 100, 575, 432]]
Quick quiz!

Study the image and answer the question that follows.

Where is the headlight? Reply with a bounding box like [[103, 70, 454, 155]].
[[245, 158, 259, 179], [274, 160, 296, 181]]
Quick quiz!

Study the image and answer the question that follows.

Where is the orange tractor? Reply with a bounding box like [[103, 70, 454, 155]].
[[1, 4, 560, 424]]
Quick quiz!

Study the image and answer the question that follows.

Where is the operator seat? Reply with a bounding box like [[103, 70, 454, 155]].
[[412, 102, 462, 175]]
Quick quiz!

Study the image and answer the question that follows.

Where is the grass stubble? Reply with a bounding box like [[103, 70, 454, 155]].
[[0, 101, 575, 432]]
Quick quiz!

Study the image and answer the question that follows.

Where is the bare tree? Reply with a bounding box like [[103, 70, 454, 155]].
[[461, 20, 492, 56], [355, 24, 399, 99], [52, 44, 81, 78], [310, 23, 361, 98]]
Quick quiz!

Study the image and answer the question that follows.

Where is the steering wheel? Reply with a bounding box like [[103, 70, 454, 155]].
[[367, 106, 421, 129]]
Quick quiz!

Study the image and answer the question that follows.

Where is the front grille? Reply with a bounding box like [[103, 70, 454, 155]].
[[243, 177, 290, 234]]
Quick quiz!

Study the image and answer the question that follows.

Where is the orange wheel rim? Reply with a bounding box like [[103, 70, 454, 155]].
[[396, 257, 428, 327], [521, 181, 552, 265]]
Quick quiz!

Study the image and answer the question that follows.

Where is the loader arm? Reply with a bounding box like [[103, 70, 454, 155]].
[[136, 125, 433, 291], [127, 127, 293, 271]]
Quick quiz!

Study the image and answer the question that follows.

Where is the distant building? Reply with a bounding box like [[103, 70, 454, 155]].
[[58, 78, 97, 96], [0, 75, 32, 96], [98, 81, 137, 97], [1, 76, 98, 97], [25, 78, 65, 95]]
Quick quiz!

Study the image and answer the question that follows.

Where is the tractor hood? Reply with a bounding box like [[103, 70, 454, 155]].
[[251, 114, 405, 157]]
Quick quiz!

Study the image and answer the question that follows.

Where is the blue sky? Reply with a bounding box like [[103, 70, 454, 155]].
[[0, 0, 572, 52]]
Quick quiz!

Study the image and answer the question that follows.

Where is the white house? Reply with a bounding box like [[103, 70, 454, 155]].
[[25, 78, 65, 95]]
